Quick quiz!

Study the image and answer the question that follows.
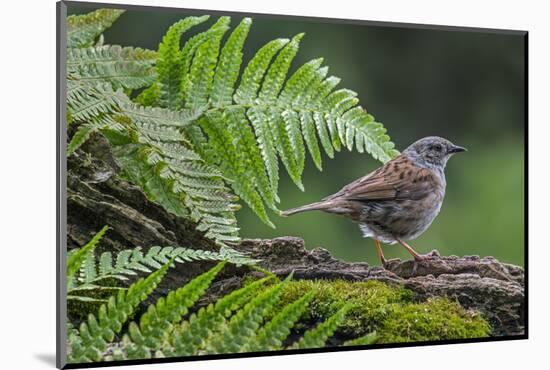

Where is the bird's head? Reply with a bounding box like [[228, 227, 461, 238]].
[[403, 136, 466, 170]]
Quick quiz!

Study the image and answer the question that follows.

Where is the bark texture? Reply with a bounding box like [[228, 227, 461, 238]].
[[67, 135, 525, 337], [237, 237, 524, 336]]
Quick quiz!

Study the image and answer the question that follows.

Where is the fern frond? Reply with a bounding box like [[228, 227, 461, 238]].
[[203, 274, 292, 354], [281, 109, 306, 185], [66, 80, 241, 247], [259, 33, 304, 103], [123, 263, 225, 358], [312, 111, 334, 158], [113, 140, 240, 247], [111, 143, 190, 216], [68, 260, 172, 363], [170, 21, 399, 223], [156, 16, 210, 109], [269, 108, 304, 191], [66, 79, 121, 122], [229, 107, 276, 210], [74, 246, 258, 289], [234, 38, 289, 104], [246, 107, 280, 200], [67, 8, 125, 48], [67, 121, 106, 155], [210, 18, 251, 107], [169, 276, 274, 356], [116, 97, 204, 130], [108, 91, 239, 247], [300, 111, 323, 170], [178, 20, 231, 107], [200, 111, 271, 226], [67, 13, 400, 237], [290, 303, 352, 350], [184, 17, 230, 108], [134, 82, 161, 107], [67, 45, 156, 90], [80, 252, 98, 284], [245, 290, 315, 352], [67, 295, 109, 304], [67, 45, 157, 69], [343, 331, 377, 346], [67, 226, 109, 289]]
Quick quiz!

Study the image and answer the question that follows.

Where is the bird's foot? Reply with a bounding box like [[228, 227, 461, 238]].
[[413, 250, 441, 262], [413, 254, 426, 262], [410, 252, 439, 274]]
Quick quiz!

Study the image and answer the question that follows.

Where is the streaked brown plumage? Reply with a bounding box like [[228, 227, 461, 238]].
[[282, 136, 466, 265]]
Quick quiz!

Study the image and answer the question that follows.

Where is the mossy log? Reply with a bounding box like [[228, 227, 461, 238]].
[[237, 237, 524, 337], [67, 134, 525, 340]]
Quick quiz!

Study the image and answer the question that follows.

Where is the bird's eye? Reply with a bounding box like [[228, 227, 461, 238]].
[[431, 144, 443, 152]]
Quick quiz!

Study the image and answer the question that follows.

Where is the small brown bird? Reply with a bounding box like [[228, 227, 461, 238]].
[[282, 136, 466, 265]]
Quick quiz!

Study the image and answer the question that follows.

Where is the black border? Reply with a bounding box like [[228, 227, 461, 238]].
[[57, 1, 529, 369]]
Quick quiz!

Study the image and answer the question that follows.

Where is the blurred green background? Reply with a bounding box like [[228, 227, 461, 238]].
[[68, 6, 525, 266]]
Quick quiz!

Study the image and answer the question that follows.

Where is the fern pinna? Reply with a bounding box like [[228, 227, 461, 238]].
[[67, 226, 258, 306], [68, 259, 372, 363], [66, 8, 398, 245]]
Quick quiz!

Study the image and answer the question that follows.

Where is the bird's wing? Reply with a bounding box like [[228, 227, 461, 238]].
[[324, 155, 438, 202]]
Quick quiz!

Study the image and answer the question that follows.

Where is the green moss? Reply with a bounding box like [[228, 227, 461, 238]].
[[378, 297, 490, 343], [274, 279, 490, 343]]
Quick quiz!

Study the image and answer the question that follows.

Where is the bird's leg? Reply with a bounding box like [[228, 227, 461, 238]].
[[396, 238, 425, 261], [374, 239, 386, 266]]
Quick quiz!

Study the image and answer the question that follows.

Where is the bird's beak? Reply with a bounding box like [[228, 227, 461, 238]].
[[448, 145, 467, 154]]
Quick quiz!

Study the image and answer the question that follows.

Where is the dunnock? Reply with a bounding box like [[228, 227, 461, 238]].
[[281, 136, 466, 265]]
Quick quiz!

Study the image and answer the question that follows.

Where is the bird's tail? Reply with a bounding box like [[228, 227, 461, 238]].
[[281, 201, 329, 217]]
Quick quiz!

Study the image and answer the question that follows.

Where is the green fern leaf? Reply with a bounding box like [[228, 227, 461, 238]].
[[134, 82, 161, 107], [270, 108, 304, 191], [80, 252, 98, 284], [67, 295, 109, 304], [67, 8, 125, 48], [68, 260, 172, 363], [226, 107, 277, 210], [247, 107, 280, 199], [68, 81, 240, 247], [343, 331, 378, 346], [296, 64, 328, 108], [67, 46, 157, 90], [113, 143, 189, 217], [313, 112, 334, 158], [245, 290, 315, 352], [281, 109, 306, 182], [290, 303, 352, 350], [203, 274, 292, 354], [259, 33, 304, 103], [67, 122, 102, 156], [66, 13, 400, 240], [184, 17, 230, 108], [67, 43, 157, 93], [70, 245, 258, 299], [279, 58, 323, 109], [157, 16, 210, 109], [211, 18, 251, 107], [300, 112, 322, 170], [67, 226, 109, 288], [66, 79, 121, 123], [67, 44, 157, 69], [200, 111, 272, 227], [124, 262, 225, 357], [234, 38, 289, 104], [169, 276, 274, 356]]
